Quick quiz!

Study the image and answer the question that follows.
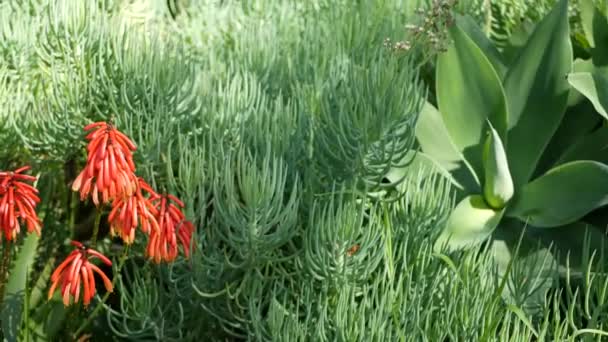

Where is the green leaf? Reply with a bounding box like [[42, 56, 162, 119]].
[[567, 59, 596, 106], [554, 124, 608, 165], [568, 72, 608, 119], [504, 0, 572, 188], [415, 101, 480, 192], [415, 102, 461, 171], [386, 151, 458, 190], [507, 161, 608, 227], [434, 195, 504, 252], [28, 257, 55, 309], [491, 220, 558, 316], [454, 14, 507, 79], [483, 124, 514, 209], [501, 20, 537, 66], [436, 24, 508, 186], [1, 233, 40, 341], [532, 101, 601, 178], [526, 222, 608, 275], [580, 0, 608, 65]]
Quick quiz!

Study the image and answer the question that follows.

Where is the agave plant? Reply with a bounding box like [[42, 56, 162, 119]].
[[416, 0, 608, 283], [568, 0, 608, 120]]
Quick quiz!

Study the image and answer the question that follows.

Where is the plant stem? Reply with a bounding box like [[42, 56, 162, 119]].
[[68, 191, 77, 233], [73, 245, 130, 338], [91, 209, 102, 248]]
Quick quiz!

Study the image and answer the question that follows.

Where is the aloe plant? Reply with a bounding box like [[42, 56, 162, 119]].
[[419, 0, 608, 277]]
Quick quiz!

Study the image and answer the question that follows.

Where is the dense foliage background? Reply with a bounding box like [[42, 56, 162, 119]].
[[1, 0, 607, 341]]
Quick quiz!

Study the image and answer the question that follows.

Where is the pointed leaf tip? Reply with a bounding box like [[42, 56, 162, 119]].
[[568, 72, 608, 119], [504, 0, 572, 188], [483, 125, 514, 209]]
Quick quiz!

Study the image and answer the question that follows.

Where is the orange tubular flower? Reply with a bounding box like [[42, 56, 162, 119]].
[[72, 122, 138, 206], [146, 193, 195, 263], [0, 166, 41, 241], [48, 241, 113, 307], [108, 178, 159, 244]]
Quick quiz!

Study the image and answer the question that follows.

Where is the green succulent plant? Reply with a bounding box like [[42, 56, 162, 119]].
[[568, 0, 608, 119], [416, 0, 608, 293]]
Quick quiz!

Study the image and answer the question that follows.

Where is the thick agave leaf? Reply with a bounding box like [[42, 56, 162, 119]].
[[554, 124, 608, 165], [415, 102, 462, 172], [483, 124, 514, 209], [453, 14, 507, 79], [533, 100, 601, 178], [567, 59, 596, 106], [568, 72, 608, 119], [415, 102, 480, 192], [434, 195, 504, 252], [501, 20, 537, 66], [384, 150, 468, 193], [503, 0, 572, 189], [580, 0, 608, 65], [507, 161, 608, 227], [436, 22, 508, 187]]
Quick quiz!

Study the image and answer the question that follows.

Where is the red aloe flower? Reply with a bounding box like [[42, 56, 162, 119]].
[[0, 166, 41, 241], [146, 193, 195, 263], [48, 241, 113, 307], [72, 122, 138, 206], [108, 178, 159, 244]]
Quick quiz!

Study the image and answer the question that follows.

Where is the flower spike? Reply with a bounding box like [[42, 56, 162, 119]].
[[72, 122, 138, 206], [0, 166, 41, 241], [146, 193, 195, 263], [108, 178, 159, 244], [48, 241, 113, 307]]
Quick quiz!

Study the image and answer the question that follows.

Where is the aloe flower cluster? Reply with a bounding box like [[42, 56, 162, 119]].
[[48, 241, 113, 307], [0, 166, 41, 241], [48, 121, 195, 307]]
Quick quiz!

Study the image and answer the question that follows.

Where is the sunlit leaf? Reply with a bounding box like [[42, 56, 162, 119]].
[[504, 0, 572, 188], [434, 195, 504, 252], [568, 72, 608, 119], [507, 161, 608, 227], [436, 23, 508, 185]]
